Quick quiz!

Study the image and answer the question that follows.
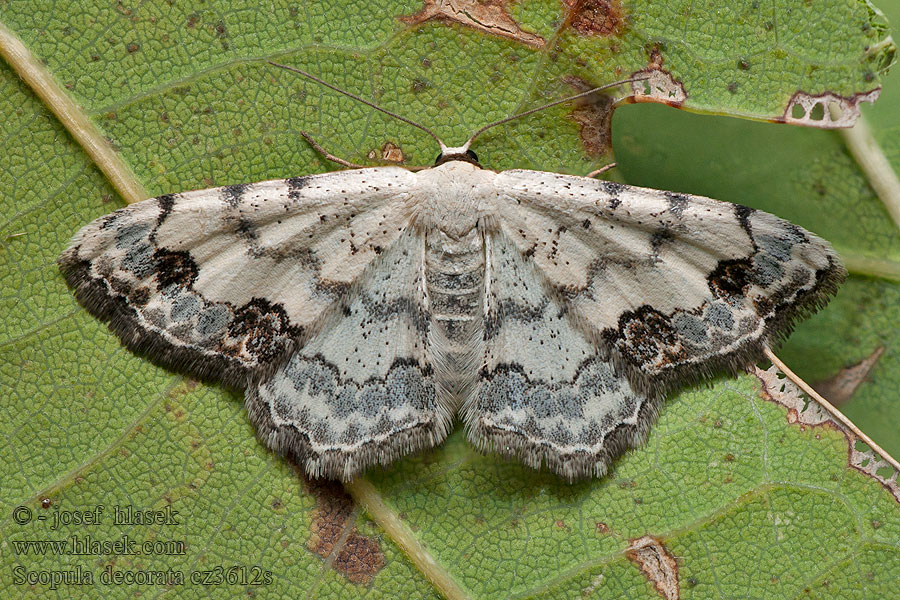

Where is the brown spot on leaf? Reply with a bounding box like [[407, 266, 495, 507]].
[[780, 89, 880, 128], [331, 533, 386, 584], [304, 478, 386, 585], [813, 346, 885, 406], [400, 0, 545, 48], [626, 535, 679, 600], [367, 141, 405, 163], [40, 497, 52, 509], [126, 42, 139, 54], [563, 0, 626, 37], [561, 75, 614, 157]]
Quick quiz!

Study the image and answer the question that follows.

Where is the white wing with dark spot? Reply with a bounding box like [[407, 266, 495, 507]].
[[491, 169, 845, 385], [59, 168, 418, 387], [60, 159, 846, 482], [461, 168, 845, 479]]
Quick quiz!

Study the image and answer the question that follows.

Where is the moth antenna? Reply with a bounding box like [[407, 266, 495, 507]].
[[268, 61, 447, 150], [586, 162, 617, 178], [462, 75, 651, 150], [299, 131, 368, 169]]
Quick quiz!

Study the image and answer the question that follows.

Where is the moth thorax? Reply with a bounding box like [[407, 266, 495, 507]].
[[416, 161, 496, 239]]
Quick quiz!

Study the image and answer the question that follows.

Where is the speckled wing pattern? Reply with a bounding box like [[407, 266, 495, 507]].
[[58, 167, 442, 479], [467, 169, 844, 479], [60, 168, 418, 384], [246, 230, 448, 479], [60, 161, 844, 481], [467, 232, 653, 479]]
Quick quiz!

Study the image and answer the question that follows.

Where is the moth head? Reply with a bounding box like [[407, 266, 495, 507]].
[[434, 147, 480, 167]]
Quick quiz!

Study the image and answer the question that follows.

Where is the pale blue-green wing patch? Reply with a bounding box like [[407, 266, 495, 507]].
[[491, 169, 845, 389], [464, 232, 658, 481], [246, 230, 445, 480], [58, 167, 418, 387]]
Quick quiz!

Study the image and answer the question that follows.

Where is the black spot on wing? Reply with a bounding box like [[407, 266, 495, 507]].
[[602, 304, 681, 367], [665, 192, 688, 216], [734, 204, 754, 239], [153, 249, 199, 289], [222, 183, 250, 207], [156, 194, 177, 226], [235, 218, 258, 242], [287, 176, 309, 201], [602, 181, 624, 196], [707, 257, 754, 299], [229, 297, 302, 363], [649, 228, 673, 252]]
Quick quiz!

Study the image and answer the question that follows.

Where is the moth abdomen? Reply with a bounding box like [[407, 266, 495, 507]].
[[425, 227, 486, 404]]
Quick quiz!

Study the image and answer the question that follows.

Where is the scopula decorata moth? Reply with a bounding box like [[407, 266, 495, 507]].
[[59, 66, 846, 482]]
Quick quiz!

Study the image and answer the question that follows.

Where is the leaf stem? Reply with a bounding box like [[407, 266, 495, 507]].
[[0, 22, 148, 204], [840, 253, 900, 282], [838, 111, 900, 233], [344, 477, 470, 600]]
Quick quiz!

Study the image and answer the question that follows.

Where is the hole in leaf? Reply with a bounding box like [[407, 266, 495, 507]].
[[791, 103, 805, 119], [828, 101, 842, 118], [876, 465, 895, 479], [810, 102, 825, 121]]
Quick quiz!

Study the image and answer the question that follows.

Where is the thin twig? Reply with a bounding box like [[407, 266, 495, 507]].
[[839, 111, 900, 233], [764, 346, 900, 473]]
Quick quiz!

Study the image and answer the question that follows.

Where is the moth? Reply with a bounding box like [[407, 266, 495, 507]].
[[59, 65, 845, 481]]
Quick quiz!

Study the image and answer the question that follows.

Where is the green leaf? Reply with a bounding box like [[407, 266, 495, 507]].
[[1, 1, 898, 599]]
